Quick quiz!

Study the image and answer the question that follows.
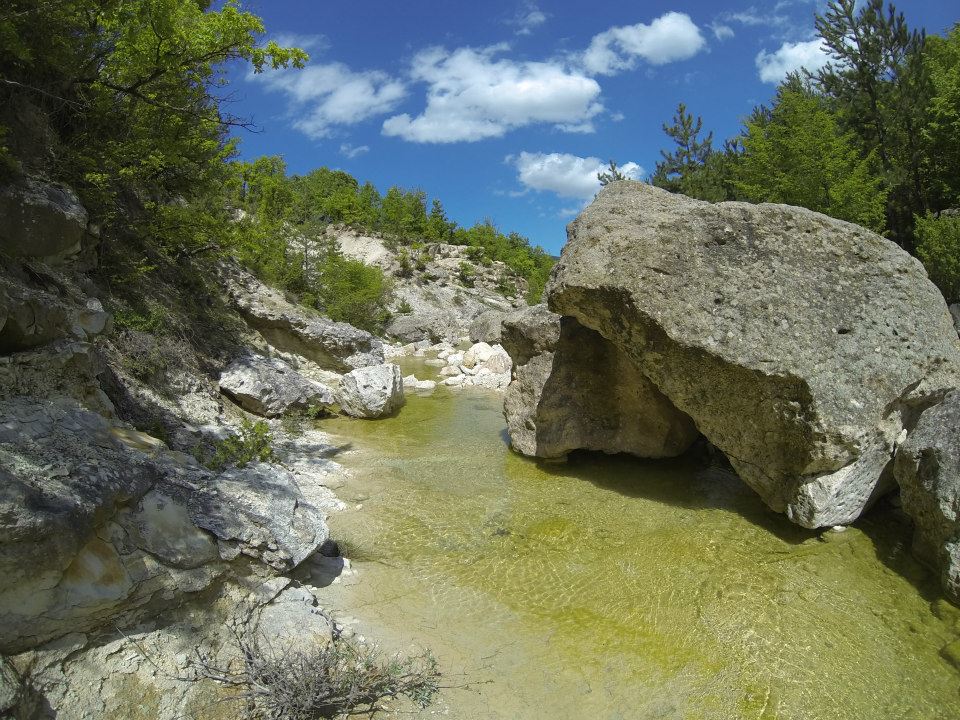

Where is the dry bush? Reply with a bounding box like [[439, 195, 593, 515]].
[[193, 628, 440, 719]]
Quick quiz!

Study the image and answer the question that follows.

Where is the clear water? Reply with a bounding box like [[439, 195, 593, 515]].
[[315, 363, 960, 720]]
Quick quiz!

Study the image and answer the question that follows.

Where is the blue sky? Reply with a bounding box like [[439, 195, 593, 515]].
[[226, 0, 957, 254]]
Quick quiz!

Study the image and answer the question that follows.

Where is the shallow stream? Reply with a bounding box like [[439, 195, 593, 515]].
[[315, 359, 960, 720]]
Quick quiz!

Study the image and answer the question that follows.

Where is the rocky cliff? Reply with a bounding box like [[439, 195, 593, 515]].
[[331, 226, 528, 343], [0, 177, 412, 717]]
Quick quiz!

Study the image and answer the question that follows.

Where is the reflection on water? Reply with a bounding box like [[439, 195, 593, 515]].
[[316, 386, 960, 720]]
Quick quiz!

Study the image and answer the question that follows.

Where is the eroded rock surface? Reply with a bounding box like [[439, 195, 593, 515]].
[[894, 391, 960, 603], [548, 181, 960, 527], [0, 177, 89, 263], [469, 309, 506, 344], [0, 396, 332, 653], [502, 304, 698, 459], [219, 354, 335, 417], [221, 262, 384, 372], [337, 363, 405, 418]]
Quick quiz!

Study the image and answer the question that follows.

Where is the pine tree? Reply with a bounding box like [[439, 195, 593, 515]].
[[597, 160, 626, 186], [813, 0, 931, 246]]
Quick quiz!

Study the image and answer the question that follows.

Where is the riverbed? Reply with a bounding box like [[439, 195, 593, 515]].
[[313, 371, 960, 719]]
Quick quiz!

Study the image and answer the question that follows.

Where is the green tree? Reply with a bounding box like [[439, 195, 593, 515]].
[[813, 0, 931, 245], [426, 198, 454, 241], [651, 103, 732, 201], [915, 212, 960, 302], [734, 81, 887, 231], [0, 0, 307, 244], [598, 160, 626, 186], [921, 25, 960, 212]]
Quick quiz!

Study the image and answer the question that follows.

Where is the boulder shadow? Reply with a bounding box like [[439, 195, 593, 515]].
[[534, 447, 816, 546], [852, 497, 945, 605]]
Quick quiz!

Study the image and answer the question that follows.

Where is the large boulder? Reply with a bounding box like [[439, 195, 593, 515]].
[[503, 304, 699, 459], [0, 274, 111, 354], [220, 262, 384, 372], [469, 309, 506, 344], [547, 181, 960, 528], [337, 363, 405, 418], [218, 354, 335, 417], [0, 177, 89, 264], [386, 308, 466, 344], [894, 392, 960, 603]]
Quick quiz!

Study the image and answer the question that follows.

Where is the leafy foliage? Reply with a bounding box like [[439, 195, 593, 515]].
[[812, 0, 932, 247], [0, 0, 306, 243], [229, 158, 555, 305], [597, 160, 626, 186], [652, 103, 736, 202], [915, 213, 960, 302], [206, 417, 275, 471], [734, 80, 887, 231]]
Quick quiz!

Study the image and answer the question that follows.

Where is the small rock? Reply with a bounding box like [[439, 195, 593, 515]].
[[337, 364, 405, 418]]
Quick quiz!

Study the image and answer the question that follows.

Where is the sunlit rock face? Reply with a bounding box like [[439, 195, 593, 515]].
[[543, 181, 959, 529], [895, 391, 960, 603], [501, 304, 699, 461]]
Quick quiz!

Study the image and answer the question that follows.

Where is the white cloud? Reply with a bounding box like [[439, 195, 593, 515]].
[[755, 39, 829, 83], [581, 12, 707, 75], [710, 23, 735, 41], [251, 63, 406, 139], [339, 143, 370, 158], [720, 10, 788, 27], [382, 46, 603, 143], [510, 152, 643, 200], [271, 33, 328, 53], [509, 1, 548, 35]]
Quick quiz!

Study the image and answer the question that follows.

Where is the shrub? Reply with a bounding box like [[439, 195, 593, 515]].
[[916, 212, 960, 302], [495, 277, 517, 298], [193, 628, 440, 719], [396, 299, 413, 314], [207, 418, 275, 470], [314, 253, 392, 334], [396, 249, 414, 278], [457, 262, 476, 287]]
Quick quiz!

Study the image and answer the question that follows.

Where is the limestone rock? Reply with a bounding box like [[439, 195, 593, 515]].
[[254, 586, 334, 654], [337, 363, 405, 418], [502, 305, 699, 459], [500, 303, 562, 365], [220, 262, 384, 372], [549, 181, 960, 527], [0, 274, 110, 354], [0, 396, 331, 653], [0, 177, 89, 263], [463, 342, 495, 368], [386, 307, 475, 344], [470, 309, 505, 344], [198, 463, 329, 570], [950, 303, 960, 337], [0, 341, 115, 414], [0, 657, 17, 715], [219, 354, 334, 417], [894, 392, 960, 603], [403, 374, 437, 392]]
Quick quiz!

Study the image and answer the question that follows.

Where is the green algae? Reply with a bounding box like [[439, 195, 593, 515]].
[[319, 387, 960, 720]]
